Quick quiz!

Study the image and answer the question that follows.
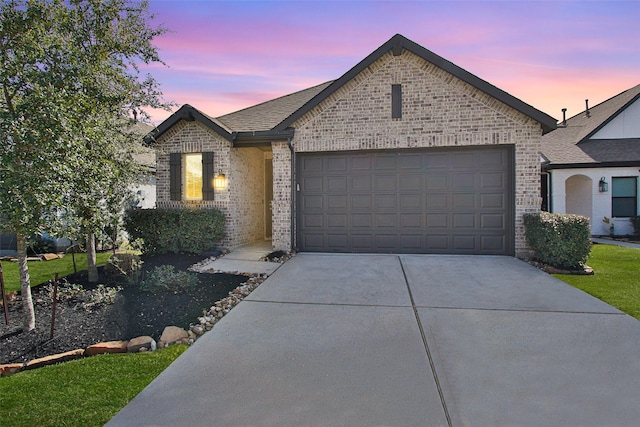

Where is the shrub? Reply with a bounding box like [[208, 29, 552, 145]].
[[35, 280, 121, 312], [124, 208, 225, 255], [523, 212, 592, 269], [83, 284, 122, 312], [630, 216, 640, 236], [105, 253, 143, 284], [139, 265, 200, 294], [27, 234, 55, 255], [35, 279, 85, 305]]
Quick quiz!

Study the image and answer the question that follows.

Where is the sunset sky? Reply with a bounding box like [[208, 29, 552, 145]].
[[143, 0, 640, 125]]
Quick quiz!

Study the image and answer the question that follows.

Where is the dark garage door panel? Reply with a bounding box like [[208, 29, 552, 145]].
[[297, 146, 514, 255]]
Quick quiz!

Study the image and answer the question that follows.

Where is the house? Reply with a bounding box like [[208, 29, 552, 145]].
[[147, 34, 556, 258], [541, 84, 640, 236]]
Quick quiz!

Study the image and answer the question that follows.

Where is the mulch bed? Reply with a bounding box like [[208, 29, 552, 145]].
[[0, 253, 247, 365]]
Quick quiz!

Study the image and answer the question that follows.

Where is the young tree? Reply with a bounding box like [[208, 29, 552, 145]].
[[0, 0, 168, 329]]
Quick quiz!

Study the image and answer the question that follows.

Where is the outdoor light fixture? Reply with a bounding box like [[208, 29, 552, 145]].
[[213, 171, 227, 190], [599, 177, 608, 192]]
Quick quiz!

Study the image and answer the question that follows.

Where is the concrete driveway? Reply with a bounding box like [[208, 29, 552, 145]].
[[108, 254, 640, 427]]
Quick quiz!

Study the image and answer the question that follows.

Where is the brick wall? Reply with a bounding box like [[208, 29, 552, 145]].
[[272, 141, 291, 251], [228, 147, 266, 246], [155, 120, 265, 249], [272, 50, 542, 256]]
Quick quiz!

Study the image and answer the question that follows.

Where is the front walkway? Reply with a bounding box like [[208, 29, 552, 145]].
[[108, 254, 640, 426], [193, 240, 281, 275]]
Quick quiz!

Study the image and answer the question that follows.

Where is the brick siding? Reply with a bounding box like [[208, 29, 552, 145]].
[[155, 121, 266, 249], [271, 50, 542, 257]]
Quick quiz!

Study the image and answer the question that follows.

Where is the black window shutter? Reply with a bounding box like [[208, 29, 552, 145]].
[[169, 153, 182, 201], [392, 84, 402, 119], [202, 152, 215, 200]]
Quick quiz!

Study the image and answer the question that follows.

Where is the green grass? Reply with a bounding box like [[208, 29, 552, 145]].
[[0, 345, 188, 426], [1, 252, 112, 293], [554, 244, 640, 320]]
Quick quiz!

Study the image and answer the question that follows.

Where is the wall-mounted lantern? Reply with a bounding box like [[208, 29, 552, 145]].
[[213, 171, 227, 190], [598, 177, 608, 192]]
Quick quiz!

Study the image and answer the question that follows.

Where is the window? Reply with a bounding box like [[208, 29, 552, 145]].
[[612, 177, 638, 217], [169, 152, 215, 201], [184, 153, 203, 200]]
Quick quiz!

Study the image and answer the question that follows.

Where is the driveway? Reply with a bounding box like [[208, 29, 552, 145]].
[[108, 254, 640, 427]]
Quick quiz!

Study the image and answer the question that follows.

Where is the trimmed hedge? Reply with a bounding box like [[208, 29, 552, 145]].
[[124, 208, 225, 255], [523, 212, 591, 269]]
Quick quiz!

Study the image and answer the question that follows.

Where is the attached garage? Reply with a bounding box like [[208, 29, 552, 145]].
[[297, 145, 514, 255]]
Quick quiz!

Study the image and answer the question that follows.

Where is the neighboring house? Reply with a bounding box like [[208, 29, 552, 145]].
[[541, 84, 640, 236], [147, 34, 556, 257]]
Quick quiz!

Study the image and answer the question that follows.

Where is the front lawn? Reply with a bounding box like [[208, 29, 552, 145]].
[[0, 345, 187, 426], [1, 252, 112, 293], [554, 244, 640, 320]]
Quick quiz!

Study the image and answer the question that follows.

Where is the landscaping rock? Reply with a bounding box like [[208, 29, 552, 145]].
[[159, 326, 188, 347], [85, 340, 129, 356], [0, 363, 24, 376], [24, 349, 85, 370], [127, 336, 156, 353], [190, 325, 205, 336]]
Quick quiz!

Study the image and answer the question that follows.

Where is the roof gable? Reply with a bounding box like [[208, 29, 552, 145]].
[[274, 34, 557, 134], [565, 83, 640, 143], [149, 34, 558, 144], [541, 83, 640, 167], [590, 95, 640, 139], [145, 104, 233, 144]]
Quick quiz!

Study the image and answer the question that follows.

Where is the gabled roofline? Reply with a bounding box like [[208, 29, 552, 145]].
[[144, 104, 234, 145], [274, 34, 557, 134], [580, 91, 640, 143]]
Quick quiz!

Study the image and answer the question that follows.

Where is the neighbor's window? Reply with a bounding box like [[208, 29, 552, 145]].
[[611, 177, 638, 217], [184, 153, 203, 200]]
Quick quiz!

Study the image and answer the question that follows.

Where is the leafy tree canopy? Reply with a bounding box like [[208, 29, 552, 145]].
[[0, 0, 170, 328]]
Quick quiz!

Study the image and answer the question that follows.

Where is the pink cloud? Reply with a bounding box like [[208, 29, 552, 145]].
[[142, 0, 640, 126]]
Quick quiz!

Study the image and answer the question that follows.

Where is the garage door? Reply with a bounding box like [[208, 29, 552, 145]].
[[296, 146, 514, 255]]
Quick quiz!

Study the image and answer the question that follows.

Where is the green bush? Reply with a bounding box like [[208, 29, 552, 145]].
[[139, 265, 200, 294], [630, 216, 640, 236], [105, 253, 143, 284], [523, 212, 592, 269], [124, 208, 225, 255], [27, 234, 55, 255]]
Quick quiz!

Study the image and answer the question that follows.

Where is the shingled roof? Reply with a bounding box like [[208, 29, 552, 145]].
[[541, 83, 640, 168], [216, 81, 333, 132]]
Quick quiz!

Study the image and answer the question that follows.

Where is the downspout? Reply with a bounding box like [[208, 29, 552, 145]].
[[548, 171, 553, 212], [287, 137, 296, 252]]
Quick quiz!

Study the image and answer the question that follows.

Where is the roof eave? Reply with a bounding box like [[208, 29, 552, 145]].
[[232, 129, 295, 147], [544, 160, 640, 170]]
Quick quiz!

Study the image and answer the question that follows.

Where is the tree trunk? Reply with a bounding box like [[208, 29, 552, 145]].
[[17, 234, 36, 330], [87, 231, 98, 283]]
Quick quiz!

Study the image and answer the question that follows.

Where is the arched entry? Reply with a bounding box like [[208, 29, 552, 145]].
[[565, 175, 593, 220]]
